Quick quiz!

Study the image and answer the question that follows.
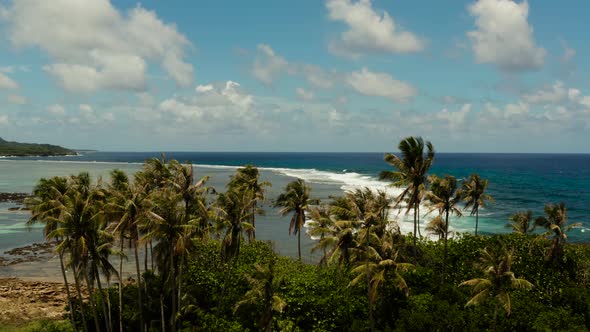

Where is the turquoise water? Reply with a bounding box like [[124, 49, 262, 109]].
[[0, 152, 588, 258]]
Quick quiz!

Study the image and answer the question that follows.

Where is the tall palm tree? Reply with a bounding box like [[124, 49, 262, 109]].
[[535, 203, 582, 263], [380, 136, 435, 253], [144, 188, 198, 332], [460, 246, 533, 331], [275, 179, 318, 261], [308, 205, 335, 265], [26, 176, 80, 332], [234, 257, 286, 332], [427, 175, 462, 282], [228, 165, 271, 242], [460, 173, 494, 236], [214, 189, 255, 262], [506, 210, 535, 234]]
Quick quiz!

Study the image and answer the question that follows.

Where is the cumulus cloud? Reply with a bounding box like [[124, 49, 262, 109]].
[[346, 67, 416, 102], [522, 81, 584, 104], [3, 0, 193, 92], [252, 44, 289, 84], [295, 87, 314, 101], [0, 72, 19, 89], [302, 65, 334, 89], [467, 0, 545, 72], [326, 0, 424, 57]]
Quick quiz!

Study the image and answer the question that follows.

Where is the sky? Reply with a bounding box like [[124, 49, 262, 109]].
[[0, 0, 589, 153]]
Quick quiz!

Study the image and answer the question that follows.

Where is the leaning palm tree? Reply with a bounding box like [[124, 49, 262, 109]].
[[25, 176, 80, 332], [535, 203, 582, 263], [460, 173, 494, 236], [274, 179, 318, 261], [228, 165, 271, 241], [506, 210, 535, 234], [380, 136, 435, 253], [460, 246, 533, 331], [234, 257, 286, 332], [427, 175, 462, 281]]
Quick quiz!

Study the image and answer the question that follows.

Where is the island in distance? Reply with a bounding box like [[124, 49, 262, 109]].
[[0, 137, 77, 157]]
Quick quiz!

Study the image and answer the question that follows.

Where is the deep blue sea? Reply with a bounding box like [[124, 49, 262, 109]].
[[1, 152, 589, 261]]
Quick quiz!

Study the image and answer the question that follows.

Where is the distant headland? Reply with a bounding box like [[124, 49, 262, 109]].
[[0, 137, 76, 157]]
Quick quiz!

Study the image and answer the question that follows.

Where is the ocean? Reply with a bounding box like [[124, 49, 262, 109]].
[[1, 152, 589, 262]]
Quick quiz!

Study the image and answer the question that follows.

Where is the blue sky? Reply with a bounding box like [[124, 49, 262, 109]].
[[0, 0, 589, 152]]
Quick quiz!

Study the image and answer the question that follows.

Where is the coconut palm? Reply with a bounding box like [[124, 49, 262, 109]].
[[214, 189, 255, 262], [460, 173, 494, 236], [460, 246, 533, 331], [506, 210, 535, 234], [144, 188, 199, 332], [274, 179, 318, 261], [319, 219, 360, 266], [228, 165, 270, 242], [106, 170, 149, 332], [234, 257, 286, 332], [425, 215, 446, 240], [427, 175, 462, 281], [26, 176, 80, 331], [308, 205, 335, 265], [380, 136, 435, 253], [535, 203, 582, 263]]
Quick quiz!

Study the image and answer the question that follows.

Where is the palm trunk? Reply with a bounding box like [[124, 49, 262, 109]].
[[160, 292, 166, 332], [170, 247, 177, 332], [416, 204, 422, 237], [144, 243, 148, 272], [177, 256, 183, 317], [443, 210, 449, 283], [118, 237, 124, 332], [150, 241, 154, 271], [58, 252, 77, 332], [366, 226, 374, 332], [493, 302, 498, 332], [475, 208, 479, 236], [134, 239, 145, 332], [251, 201, 257, 242], [95, 269, 111, 332], [106, 278, 113, 332], [84, 269, 101, 332], [413, 205, 418, 258], [72, 264, 89, 332]]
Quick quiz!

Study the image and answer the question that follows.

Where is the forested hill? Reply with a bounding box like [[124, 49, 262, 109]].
[[0, 137, 75, 156]]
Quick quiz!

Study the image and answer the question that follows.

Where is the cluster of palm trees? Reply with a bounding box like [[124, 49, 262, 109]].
[[26, 158, 269, 332]]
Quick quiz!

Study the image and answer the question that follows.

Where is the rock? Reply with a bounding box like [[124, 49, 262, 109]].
[[0, 192, 29, 203]]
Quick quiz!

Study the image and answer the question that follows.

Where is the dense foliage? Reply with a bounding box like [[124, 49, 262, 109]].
[[0, 137, 74, 156], [23, 137, 590, 331]]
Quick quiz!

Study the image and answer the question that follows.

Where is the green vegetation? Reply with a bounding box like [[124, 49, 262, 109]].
[[0, 137, 75, 156], [23, 137, 590, 331]]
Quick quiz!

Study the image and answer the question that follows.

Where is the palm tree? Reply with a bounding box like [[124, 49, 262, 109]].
[[425, 215, 446, 240], [380, 136, 435, 253], [214, 189, 255, 262], [26, 176, 80, 332], [427, 175, 462, 281], [460, 173, 494, 236], [308, 205, 335, 265], [535, 203, 582, 263], [144, 188, 198, 332], [506, 210, 535, 234], [275, 179, 318, 261], [228, 165, 271, 242], [460, 246, 533, 331], [234, 257, 286, 332], [106, 170, 149, 332]]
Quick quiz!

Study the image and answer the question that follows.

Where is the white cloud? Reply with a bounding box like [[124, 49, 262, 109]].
[[326, 0, 424, 57], [560, 40, 576, 63], [523, 81, 566, 104], [0, 72, 19, 89], [4, 0, 193, 92], [7, 94, 27, 104], [47, 104, 66, 116], [79, 104, 93, 113], [346, 67, 416, 102], [252, 44, 289, 84], [467, 0, 545, 72], [196, 84, 214, 93], [437, 104, 472, 130], [295, 87, 314, 101], [302, 65, 333, 89], [0, 115, 8, 125]]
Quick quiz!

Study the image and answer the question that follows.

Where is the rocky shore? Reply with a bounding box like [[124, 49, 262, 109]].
[[0, 278, 69, 324], [0, 242, 56, 267], [0, 192, 29, 203]]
